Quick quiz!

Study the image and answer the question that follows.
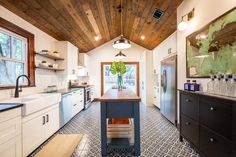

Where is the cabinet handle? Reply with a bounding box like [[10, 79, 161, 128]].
[[185, 122, 190, 125], [46, 114, 49, 123], [210, 107, 215, 111], [185, 99, 191, 102], [209, 138, 214, 142], [80, 100, 83, 102], [73, 104, 77, 106], [42, 116, 46, 125]]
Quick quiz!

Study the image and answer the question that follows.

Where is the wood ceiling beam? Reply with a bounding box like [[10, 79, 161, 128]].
[[95, 0, 111, 40], [82, 2, 101, 36], [59, 0, 97, 48], [0, 0, 64, 40]]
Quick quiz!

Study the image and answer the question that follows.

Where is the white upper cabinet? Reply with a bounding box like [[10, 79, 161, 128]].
[[78, 53, 90, 76], [55, 41, 79, 75]]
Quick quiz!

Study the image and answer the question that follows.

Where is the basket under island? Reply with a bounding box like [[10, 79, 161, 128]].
[[99, 88, 141, 156]]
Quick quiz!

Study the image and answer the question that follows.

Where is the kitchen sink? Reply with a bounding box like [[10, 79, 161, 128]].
[[1, 93, 61, 116]]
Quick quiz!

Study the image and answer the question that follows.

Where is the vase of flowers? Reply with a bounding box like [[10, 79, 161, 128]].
[[110, 61, 126, 90]]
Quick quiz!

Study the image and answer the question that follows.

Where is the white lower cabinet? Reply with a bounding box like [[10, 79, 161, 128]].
[[0, 135, 21, 157], [44, 107, 59, 139], [22, 104, 59, 157], [0, 108, 22, 157], [71, 89, 84, 117]]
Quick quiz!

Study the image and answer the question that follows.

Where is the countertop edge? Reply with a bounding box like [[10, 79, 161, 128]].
[[0, 103, 23, 113], [178, 89, 236, 102]]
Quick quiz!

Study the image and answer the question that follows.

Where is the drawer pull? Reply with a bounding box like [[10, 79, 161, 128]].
[[209, 138, 214, 142], [46, 114, 49, 123], [73, 104, 77, 106], [185, 99, 191, 102], [42, 116, 46, 125], [80, 100, 83, 102], [210, 107, 215, 111], [185, 122, 190, 125]]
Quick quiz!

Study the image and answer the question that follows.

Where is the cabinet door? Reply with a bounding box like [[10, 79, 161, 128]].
[[181, 114, 199, 147], [67, 43, 78, 75], [44, 107, 59, 139], [0, 135, 21, 157], [23, 115, 44, 157], [72, 90, 84, 116]]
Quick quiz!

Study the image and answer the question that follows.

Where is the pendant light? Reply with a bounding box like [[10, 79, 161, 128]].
[[115, 51, 127, 60], [113, 0, 131, 50]]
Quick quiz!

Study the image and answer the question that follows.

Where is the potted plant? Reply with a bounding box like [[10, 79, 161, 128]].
[[40, 60, 48, 67], [110, 61, 126, 90]]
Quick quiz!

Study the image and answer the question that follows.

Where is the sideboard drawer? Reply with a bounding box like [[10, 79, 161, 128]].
[[199, 96, 232, 140], [180, 92, 198, 121], [181, 114, 199, 147], [200, 126, 232, 157]]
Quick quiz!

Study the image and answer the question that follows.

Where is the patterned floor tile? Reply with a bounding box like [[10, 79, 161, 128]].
[[58, 102, 200, 157], [32, 102, 200, 157]]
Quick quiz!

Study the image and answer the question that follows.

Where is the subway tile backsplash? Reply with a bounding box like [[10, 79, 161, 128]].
[[0, 72, 67, 101]]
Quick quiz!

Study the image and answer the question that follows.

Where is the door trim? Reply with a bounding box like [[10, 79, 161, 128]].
[[101, 62, 140, 96]]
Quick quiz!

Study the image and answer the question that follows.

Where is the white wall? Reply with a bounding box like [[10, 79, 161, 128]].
[[152, 32, 177, 108], [87, 37, 153, 105], [177, 0, 236, 91], [0, 6, 67, 100]]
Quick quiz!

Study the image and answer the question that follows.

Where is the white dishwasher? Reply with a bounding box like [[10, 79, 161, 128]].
[[59, 93, 72, 127]]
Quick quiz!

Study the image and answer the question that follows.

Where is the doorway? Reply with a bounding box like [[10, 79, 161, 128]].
[[101, 62, 139, 96]]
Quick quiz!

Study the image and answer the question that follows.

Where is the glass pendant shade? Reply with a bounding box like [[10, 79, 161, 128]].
[[113, 36, 131, 50], [178, 20, 188, 31]]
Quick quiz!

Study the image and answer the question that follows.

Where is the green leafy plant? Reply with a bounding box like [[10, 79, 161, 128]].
[[110, 61, 126, 75], [110, 61, 126, 90]]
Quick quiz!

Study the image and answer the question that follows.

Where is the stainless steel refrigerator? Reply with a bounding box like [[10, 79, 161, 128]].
[[160, 55, 177, 125]]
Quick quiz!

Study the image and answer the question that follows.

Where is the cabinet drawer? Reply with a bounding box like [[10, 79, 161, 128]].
[[180, 92, 198, 120], [199, 96, 232, 140], [200, 126, 232, 157], [0, 116, 21, 145], [0, 135, 21, 157], [181, 114, 199, 147]]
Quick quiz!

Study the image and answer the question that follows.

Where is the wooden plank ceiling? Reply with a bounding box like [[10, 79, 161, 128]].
[[0, 0, 183, 53]]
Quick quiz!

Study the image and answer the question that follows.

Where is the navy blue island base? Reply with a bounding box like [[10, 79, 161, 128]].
[[99, 88, 141, 156]]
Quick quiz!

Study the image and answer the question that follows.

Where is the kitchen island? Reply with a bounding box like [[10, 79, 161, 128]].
[[99, 88, 141, 156]]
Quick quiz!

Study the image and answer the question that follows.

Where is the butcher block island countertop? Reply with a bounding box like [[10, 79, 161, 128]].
[[99, 88, 141, 156], [99, 88, 141, 102]]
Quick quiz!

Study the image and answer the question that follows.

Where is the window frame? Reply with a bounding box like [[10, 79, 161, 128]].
[[0, 17, 35, 89], [101, 62, 140, 96]]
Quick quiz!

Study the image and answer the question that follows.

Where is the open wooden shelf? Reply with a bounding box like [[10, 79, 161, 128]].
[[35, 52, 64, 60], [35, 66, 64, 72]]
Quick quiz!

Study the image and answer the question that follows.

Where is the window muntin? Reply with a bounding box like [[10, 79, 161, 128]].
[[0, 27, 28, 86]]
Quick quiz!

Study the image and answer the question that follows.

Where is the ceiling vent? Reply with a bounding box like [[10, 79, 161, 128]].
[[152, 8, 164, 20]]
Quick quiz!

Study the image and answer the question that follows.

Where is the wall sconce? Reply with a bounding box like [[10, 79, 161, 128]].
[[178, 8, 195, 31]]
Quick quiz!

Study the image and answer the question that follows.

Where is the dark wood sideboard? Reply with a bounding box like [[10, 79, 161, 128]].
[[179, 90, 236, 157]]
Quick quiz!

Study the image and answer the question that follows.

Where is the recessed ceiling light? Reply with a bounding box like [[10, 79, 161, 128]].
[[94, 35, 101, 41], [200, 34, 207, 39], [141, 35, 145, 40]]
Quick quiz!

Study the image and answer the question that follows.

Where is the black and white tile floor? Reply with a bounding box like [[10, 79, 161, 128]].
[[56, 102, 200, 157]]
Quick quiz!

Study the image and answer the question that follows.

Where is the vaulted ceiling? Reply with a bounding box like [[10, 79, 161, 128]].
[[0, 0, 183, 53]]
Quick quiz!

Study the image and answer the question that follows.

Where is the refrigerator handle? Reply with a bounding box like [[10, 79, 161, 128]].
[[161, 73, 164, 87], [163, 70, 167, 93]]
